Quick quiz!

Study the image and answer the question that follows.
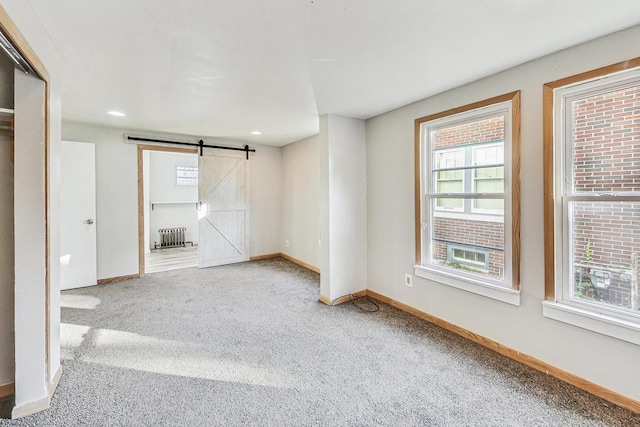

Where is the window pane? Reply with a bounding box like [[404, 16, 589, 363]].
[[571, 201, 640, 313], [473, 144, 504, 165], [176, 166, 198, 186], [475, 166, 504, 180], [436, 177, 464, 208], [434, 150, 464, 210], [476, 177, 504, 192], [435, 149, 464, 169], [436, 195, 463, 210], [571, 84, 640, 193], [473, 165, 504, 198], [432, 116, 504, 150], [473, 195, 504, 212], [431, 198, 505, 281]]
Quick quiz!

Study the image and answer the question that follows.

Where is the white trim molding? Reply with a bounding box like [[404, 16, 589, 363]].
[[414, 264, 520, 306], [543, 301, 640, 346]]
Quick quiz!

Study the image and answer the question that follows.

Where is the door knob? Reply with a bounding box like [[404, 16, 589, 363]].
[[85, 219, 94, 225]]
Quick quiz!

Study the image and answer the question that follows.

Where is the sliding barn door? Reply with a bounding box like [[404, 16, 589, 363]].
[[198, 149, 250, 268]]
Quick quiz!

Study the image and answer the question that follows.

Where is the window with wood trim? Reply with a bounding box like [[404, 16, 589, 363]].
[[543, 58, 640, 344], [414, 92, 520, 304]]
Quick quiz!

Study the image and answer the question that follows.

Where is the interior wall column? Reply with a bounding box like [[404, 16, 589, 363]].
[[319, 114, 367, 303]]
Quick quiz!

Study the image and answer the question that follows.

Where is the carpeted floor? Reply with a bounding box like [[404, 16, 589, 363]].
[[1, 257, 639, 426]]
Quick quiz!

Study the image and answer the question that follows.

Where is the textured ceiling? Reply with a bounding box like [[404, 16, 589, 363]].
[[27, 0, 640, 145]]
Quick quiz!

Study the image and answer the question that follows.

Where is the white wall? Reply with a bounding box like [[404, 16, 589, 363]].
[[0, 50, 14, 387], [280, 134, 321, 267], [61, 123, 138, 279], [319, 116, 330, 298], [148, 151, 198, 247], [325, 115, 367, 300], [283, 114, 367, 302], [62, 121, 283, 279], [14, 70, 47, 410], [249, 144, 282, 257], [0, 0, 64, 413], [366, 24, 640, 401]]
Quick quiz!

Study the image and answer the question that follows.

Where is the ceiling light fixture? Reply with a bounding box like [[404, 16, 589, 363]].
[[251, 131, 262, 135], [108, 111, 126, 117]]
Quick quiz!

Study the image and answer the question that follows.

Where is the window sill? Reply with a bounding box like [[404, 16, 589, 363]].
[[542, 301, 640, 346], [413, 265, 520, 306]]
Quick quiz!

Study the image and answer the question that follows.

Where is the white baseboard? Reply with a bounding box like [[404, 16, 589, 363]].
[[11, 394, 49, 419], [11, 365, 62, 419]]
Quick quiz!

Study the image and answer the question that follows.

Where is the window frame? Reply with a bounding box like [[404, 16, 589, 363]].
[[543, 57, 640, 345], [414, 91, 521, 305]]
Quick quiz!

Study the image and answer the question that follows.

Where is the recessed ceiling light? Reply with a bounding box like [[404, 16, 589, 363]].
[[251, 131, 262, 135], [108, 111, 125, 117]]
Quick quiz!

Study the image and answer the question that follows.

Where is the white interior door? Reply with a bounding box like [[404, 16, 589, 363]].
[[198, 149, 250, 268], [60, 140, 97, 290]]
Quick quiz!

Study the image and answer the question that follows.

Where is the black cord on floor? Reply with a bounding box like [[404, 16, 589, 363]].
[[330, 293, 379, 312]]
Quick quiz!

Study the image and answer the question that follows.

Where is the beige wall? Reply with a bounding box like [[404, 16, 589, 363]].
[[281, 114, 367, 301], [62, 122, 282, 279], [365, 24, 640, 401], [280, 134, 321, 268]]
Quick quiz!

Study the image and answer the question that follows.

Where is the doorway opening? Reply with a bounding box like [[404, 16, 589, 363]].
[[138, 144, 198, 275]]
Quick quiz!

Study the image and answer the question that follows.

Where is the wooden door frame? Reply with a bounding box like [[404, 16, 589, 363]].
[[0, 4, 53, 398], [137, 144, 198, 276]]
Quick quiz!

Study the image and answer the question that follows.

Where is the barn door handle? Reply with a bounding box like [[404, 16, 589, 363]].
[[85, 219, 94, 225]]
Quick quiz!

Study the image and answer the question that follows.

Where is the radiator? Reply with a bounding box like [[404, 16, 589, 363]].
[[155, 227, 193, 249]]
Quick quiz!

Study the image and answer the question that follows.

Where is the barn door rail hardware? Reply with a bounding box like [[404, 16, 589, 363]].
[[126, 135, 256, 159]]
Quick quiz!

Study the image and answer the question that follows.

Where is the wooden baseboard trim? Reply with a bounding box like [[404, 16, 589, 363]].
[[319, 290, 367, 306], [0, 382, 14, 398], [329, 290, 368, 306], [365, 290, 640, 414], [250, 253, 281, 261], [279, 252, 320, 273], [97, 274, 140, 285]]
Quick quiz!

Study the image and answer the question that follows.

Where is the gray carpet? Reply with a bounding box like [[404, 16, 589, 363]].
[[1, 257, 638, 426]]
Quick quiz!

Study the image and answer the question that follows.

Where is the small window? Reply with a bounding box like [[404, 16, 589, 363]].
[[543, 59, 640, 343], [176, 166, 198, 186], [447, 244, 489, 271], [414, 92, 520, 304]]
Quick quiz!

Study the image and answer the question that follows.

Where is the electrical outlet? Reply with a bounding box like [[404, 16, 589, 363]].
[[318, 239, 322, 248], [285, 240, 290, 248], [404, 274, 413, 287]]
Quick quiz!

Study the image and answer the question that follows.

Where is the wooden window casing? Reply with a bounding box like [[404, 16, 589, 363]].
[[415, 91, 521, 291]]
